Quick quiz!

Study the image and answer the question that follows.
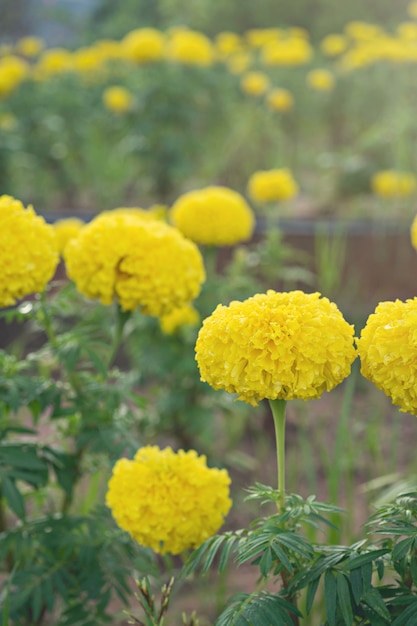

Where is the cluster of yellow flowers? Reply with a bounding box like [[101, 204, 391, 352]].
[[64, 212, 205, 315], [247, 168, 299, 203], [106, 446, 232, 554], [0, 195, 59, 308], [371, 170, 417, 198], [195, 290, 357, 406], [357, 298, 417, 415], [170, 186, 255, 246]]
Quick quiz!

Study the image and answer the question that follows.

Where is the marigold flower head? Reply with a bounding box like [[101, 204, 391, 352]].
[[320, 34, 348, 56], [411, 214, 417, 250], [261, 38, 313, 66], [159, 303, 200, 334], [64, 213, 205, 315], [307, 68, 335, 91], [103, 85, 134, 113], [247, 168, 298, 203], [170, 186, 255, 246], [15, 36, 45, 58], [0, 195, 59, 308], [0, 55, 29, 97], [266, 87, 294, 112], [34, 48, 73, 79], [106, 445, 232, 554], [371, 170, 417, 198], [53, 217, 85, 255], [165, 29, 214, 66], [357, 298, 417, 415], [240, 71, 270, 96], [195, 290, 356, 406], [121, 28, 165, 63], [215, 31, 243, 59]]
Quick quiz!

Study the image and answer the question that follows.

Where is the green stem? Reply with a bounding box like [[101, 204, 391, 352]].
[[0, 488, 13, 572], [269, 398, 287, 512], [106, 305, 131, 370]]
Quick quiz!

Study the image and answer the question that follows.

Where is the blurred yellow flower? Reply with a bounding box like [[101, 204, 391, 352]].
[[226, 51, 252, 74], [245, 28, 281, 48], [247, 168, 298, 203], [344, 21, 383, 40], [357, 298, 417, 415], [170, 186, 255, 246], [106, 445, 232, 554], [0, 195, 59, 308], [196, 290, 357, 406], [215, 31, 243, 58], [15, 36, 45, 57], [320, 34, 348, 56], [266, 87, 294, 112], [34, 48, 73, 79], [165, 29, 214, 66], [0, 55, 29, 97], [371, 170, 417, 198], [397, 22, 417, 40], [64, 213, 205, 315], [121, 28, 165, 63], [240, 70, 270, 96], [307, 68, 335, 91], [159, 303, 200, 334], [261, 37, 313, 66], [409, 0, 417, 19], [53, 218, 85, 255], [411, 213, 417, 250], [102, 85, 134, 113]]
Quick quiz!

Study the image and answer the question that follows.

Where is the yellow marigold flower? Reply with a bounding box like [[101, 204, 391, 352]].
[[196, 290, 356, 406], [371, 170, 417, 198], [0, 55, 29, 97], [307, 68, 335, 91], [411, 214, 417, 250], [101, 206, 163, 221], [261, 38, 313, 66], [320, 34, 348, 56], [266, 87, 294, 112], [240, 71, 270, 96], [165, 29, 214, 66], [0, 195, 59, 308], [53, 217, 85, 255], [106, 445, 232, 555], [357, 298, 417, 415], [170, 186, 255, 246], [247, 168, 298, 203], [215, 31, 243, 59], [102, 85, 134, 113], [397, 22, 417, 40], [344, 21, 383, 41], [245, 28, 282, 48], [64, 213, 205, 315], [159, 303, 200, 334], [121, 28, 165, 63], [72, 46, 106, 76], [15, 36, 45, 58], [34, 48, 73, 79]]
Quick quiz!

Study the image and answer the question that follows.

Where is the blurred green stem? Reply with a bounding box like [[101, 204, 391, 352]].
[[107, 305, 131, 370], [269, 398, 287, 512]]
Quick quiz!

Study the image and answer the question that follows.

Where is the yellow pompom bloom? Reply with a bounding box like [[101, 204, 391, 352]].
[[245, 28, 282, 48], [159, 303, 200, 334], [121, 28, 165, 63], [240, 71, 270, 96], [106, 445, 232, 555], [261, 38, 313, 66], [170, 186, 255, 246], [320, 34, 348, 56], [165, 29, 214, 66], [215, 31, 243, 59], [371, 170, 416, 198], [357, 298, 417, 415], [102, 86, 134, 113], [53, 218, 85, 255], [101, 206, 163, 221], [0, 55, 29, 97], [15, 36, 45, 58], [344, 21, 382, 41], [64, 213, 205, 315], [0, 195, 59, 308], [196, 290, 356, 406], [247, 168, 298, 203], [266, 87, 294, 112], [34, 48, 73, 79], [307, 69, 335, 91]]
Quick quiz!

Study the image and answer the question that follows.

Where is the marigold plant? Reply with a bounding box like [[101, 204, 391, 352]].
[[357, 298, 417, 415], [371, 170, 417, 198], [106, 446, 232, 554], [247, 168, 299, 203], [64, 213, 205, 315], [0, 195, 59, 307], [170, 186, 255, 246], [195, 290, 357, 406]]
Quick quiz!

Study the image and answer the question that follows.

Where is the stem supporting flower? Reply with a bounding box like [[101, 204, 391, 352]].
[[269, 398, 287, 512]]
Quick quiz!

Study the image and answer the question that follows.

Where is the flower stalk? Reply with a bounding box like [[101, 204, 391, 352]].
[[269, 398, 287, 512]]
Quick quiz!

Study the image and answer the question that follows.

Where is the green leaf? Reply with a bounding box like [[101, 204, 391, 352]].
[[324, 570, 337, 626], [201, 535, 226, 574], [391, 599, 417, 625], [336, 573, 353, 626], [349, 567, 363, 605], [361, 587, 391, 623], [393, 538, 414, 563], [1, 474, 25, 519], [305, 575, 320, 615], [218, 534, 239, 573]]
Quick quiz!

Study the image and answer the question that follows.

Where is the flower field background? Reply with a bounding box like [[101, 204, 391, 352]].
[[2, 1, 417, 625]]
